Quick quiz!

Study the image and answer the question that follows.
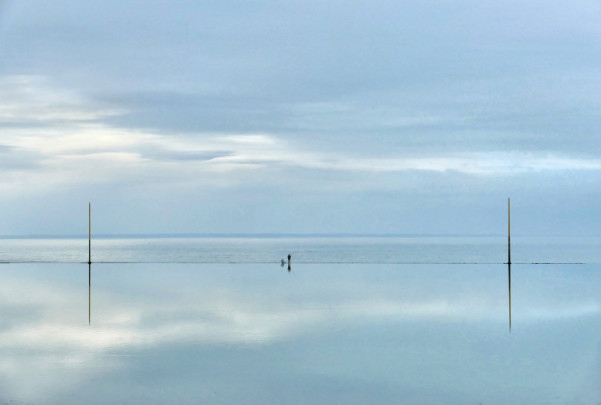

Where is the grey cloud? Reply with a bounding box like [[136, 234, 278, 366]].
[[140, 148, 233, 163], [4, 0, 599, 98], [97, 83, 601, 158], [3, 0, 600, 161], [1, 0, 601, 236], [97, 91, 292, 134], [0, 0, 9, 23], [0, 144, 41, 170]]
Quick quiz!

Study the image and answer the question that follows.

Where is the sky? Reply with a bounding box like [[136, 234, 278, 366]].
[[0, 0, 600, 235]]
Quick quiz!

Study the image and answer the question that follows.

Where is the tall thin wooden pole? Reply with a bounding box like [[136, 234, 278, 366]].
[[508, 198, 511, 265], [88, 203, 91, 265]]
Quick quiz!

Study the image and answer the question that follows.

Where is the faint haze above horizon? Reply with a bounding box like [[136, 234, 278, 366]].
[[1, 1, 600, 236]]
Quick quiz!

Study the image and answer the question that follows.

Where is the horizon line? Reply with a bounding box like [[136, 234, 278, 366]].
[[0, 232, 591, 239]]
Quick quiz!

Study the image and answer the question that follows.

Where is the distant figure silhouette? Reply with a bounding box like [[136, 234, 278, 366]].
[[287, 254, 291, 263], [281, 259, 285, 267]]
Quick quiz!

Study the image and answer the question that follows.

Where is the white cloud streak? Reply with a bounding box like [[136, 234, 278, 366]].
[[1, 76, 600, 195]]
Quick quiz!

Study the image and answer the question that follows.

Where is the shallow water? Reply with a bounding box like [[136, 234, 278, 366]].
[[1, 236, 600, 263], [0, 260, 599, 404]]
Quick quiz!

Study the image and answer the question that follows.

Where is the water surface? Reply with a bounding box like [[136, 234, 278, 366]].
[[0, 258, 599, 404], [1, 236, 600, 263]]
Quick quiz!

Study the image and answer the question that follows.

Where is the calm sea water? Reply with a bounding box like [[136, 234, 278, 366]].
[[0, 237, 600, 404], [0, 235, 600, 263]]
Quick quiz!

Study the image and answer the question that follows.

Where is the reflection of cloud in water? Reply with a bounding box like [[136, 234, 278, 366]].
[[521, 304, 601, 321], [0, 265, 600, 403], [1, 276, 600, 349]]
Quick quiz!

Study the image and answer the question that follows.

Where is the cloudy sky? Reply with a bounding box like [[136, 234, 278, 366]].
[[0, 0, 600, 235]]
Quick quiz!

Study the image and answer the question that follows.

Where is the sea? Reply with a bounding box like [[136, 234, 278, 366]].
[[1, 235, 600, 263], [0, 236, 600, 404]]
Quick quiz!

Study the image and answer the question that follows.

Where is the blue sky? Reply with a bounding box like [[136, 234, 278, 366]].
[[0, 0, 600, 235]]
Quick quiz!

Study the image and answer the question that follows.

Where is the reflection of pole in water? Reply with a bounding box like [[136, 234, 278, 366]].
[[88, 263, 91, 325], [507, 199, 512, 332], [88, 204, 92, 324], [508, 263, 512, 333]]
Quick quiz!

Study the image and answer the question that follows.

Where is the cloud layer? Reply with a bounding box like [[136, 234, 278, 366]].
[[0, 1, 600, 234], [2, 76, 600, 194]]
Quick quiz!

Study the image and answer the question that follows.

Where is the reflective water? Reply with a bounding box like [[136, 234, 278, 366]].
[[1, 236, 600, 263], [1, 259, 600, 404]]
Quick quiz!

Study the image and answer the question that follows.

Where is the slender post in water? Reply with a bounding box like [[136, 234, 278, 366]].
[[508, 198, 511, 265], [88, 202, 91, 265]]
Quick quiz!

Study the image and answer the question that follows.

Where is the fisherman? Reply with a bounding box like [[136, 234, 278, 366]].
[[287, 254, 291, 263]]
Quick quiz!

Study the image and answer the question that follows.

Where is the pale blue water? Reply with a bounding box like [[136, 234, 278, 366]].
[[0, 236, 600, 263], [0, 237, 600, 404]]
